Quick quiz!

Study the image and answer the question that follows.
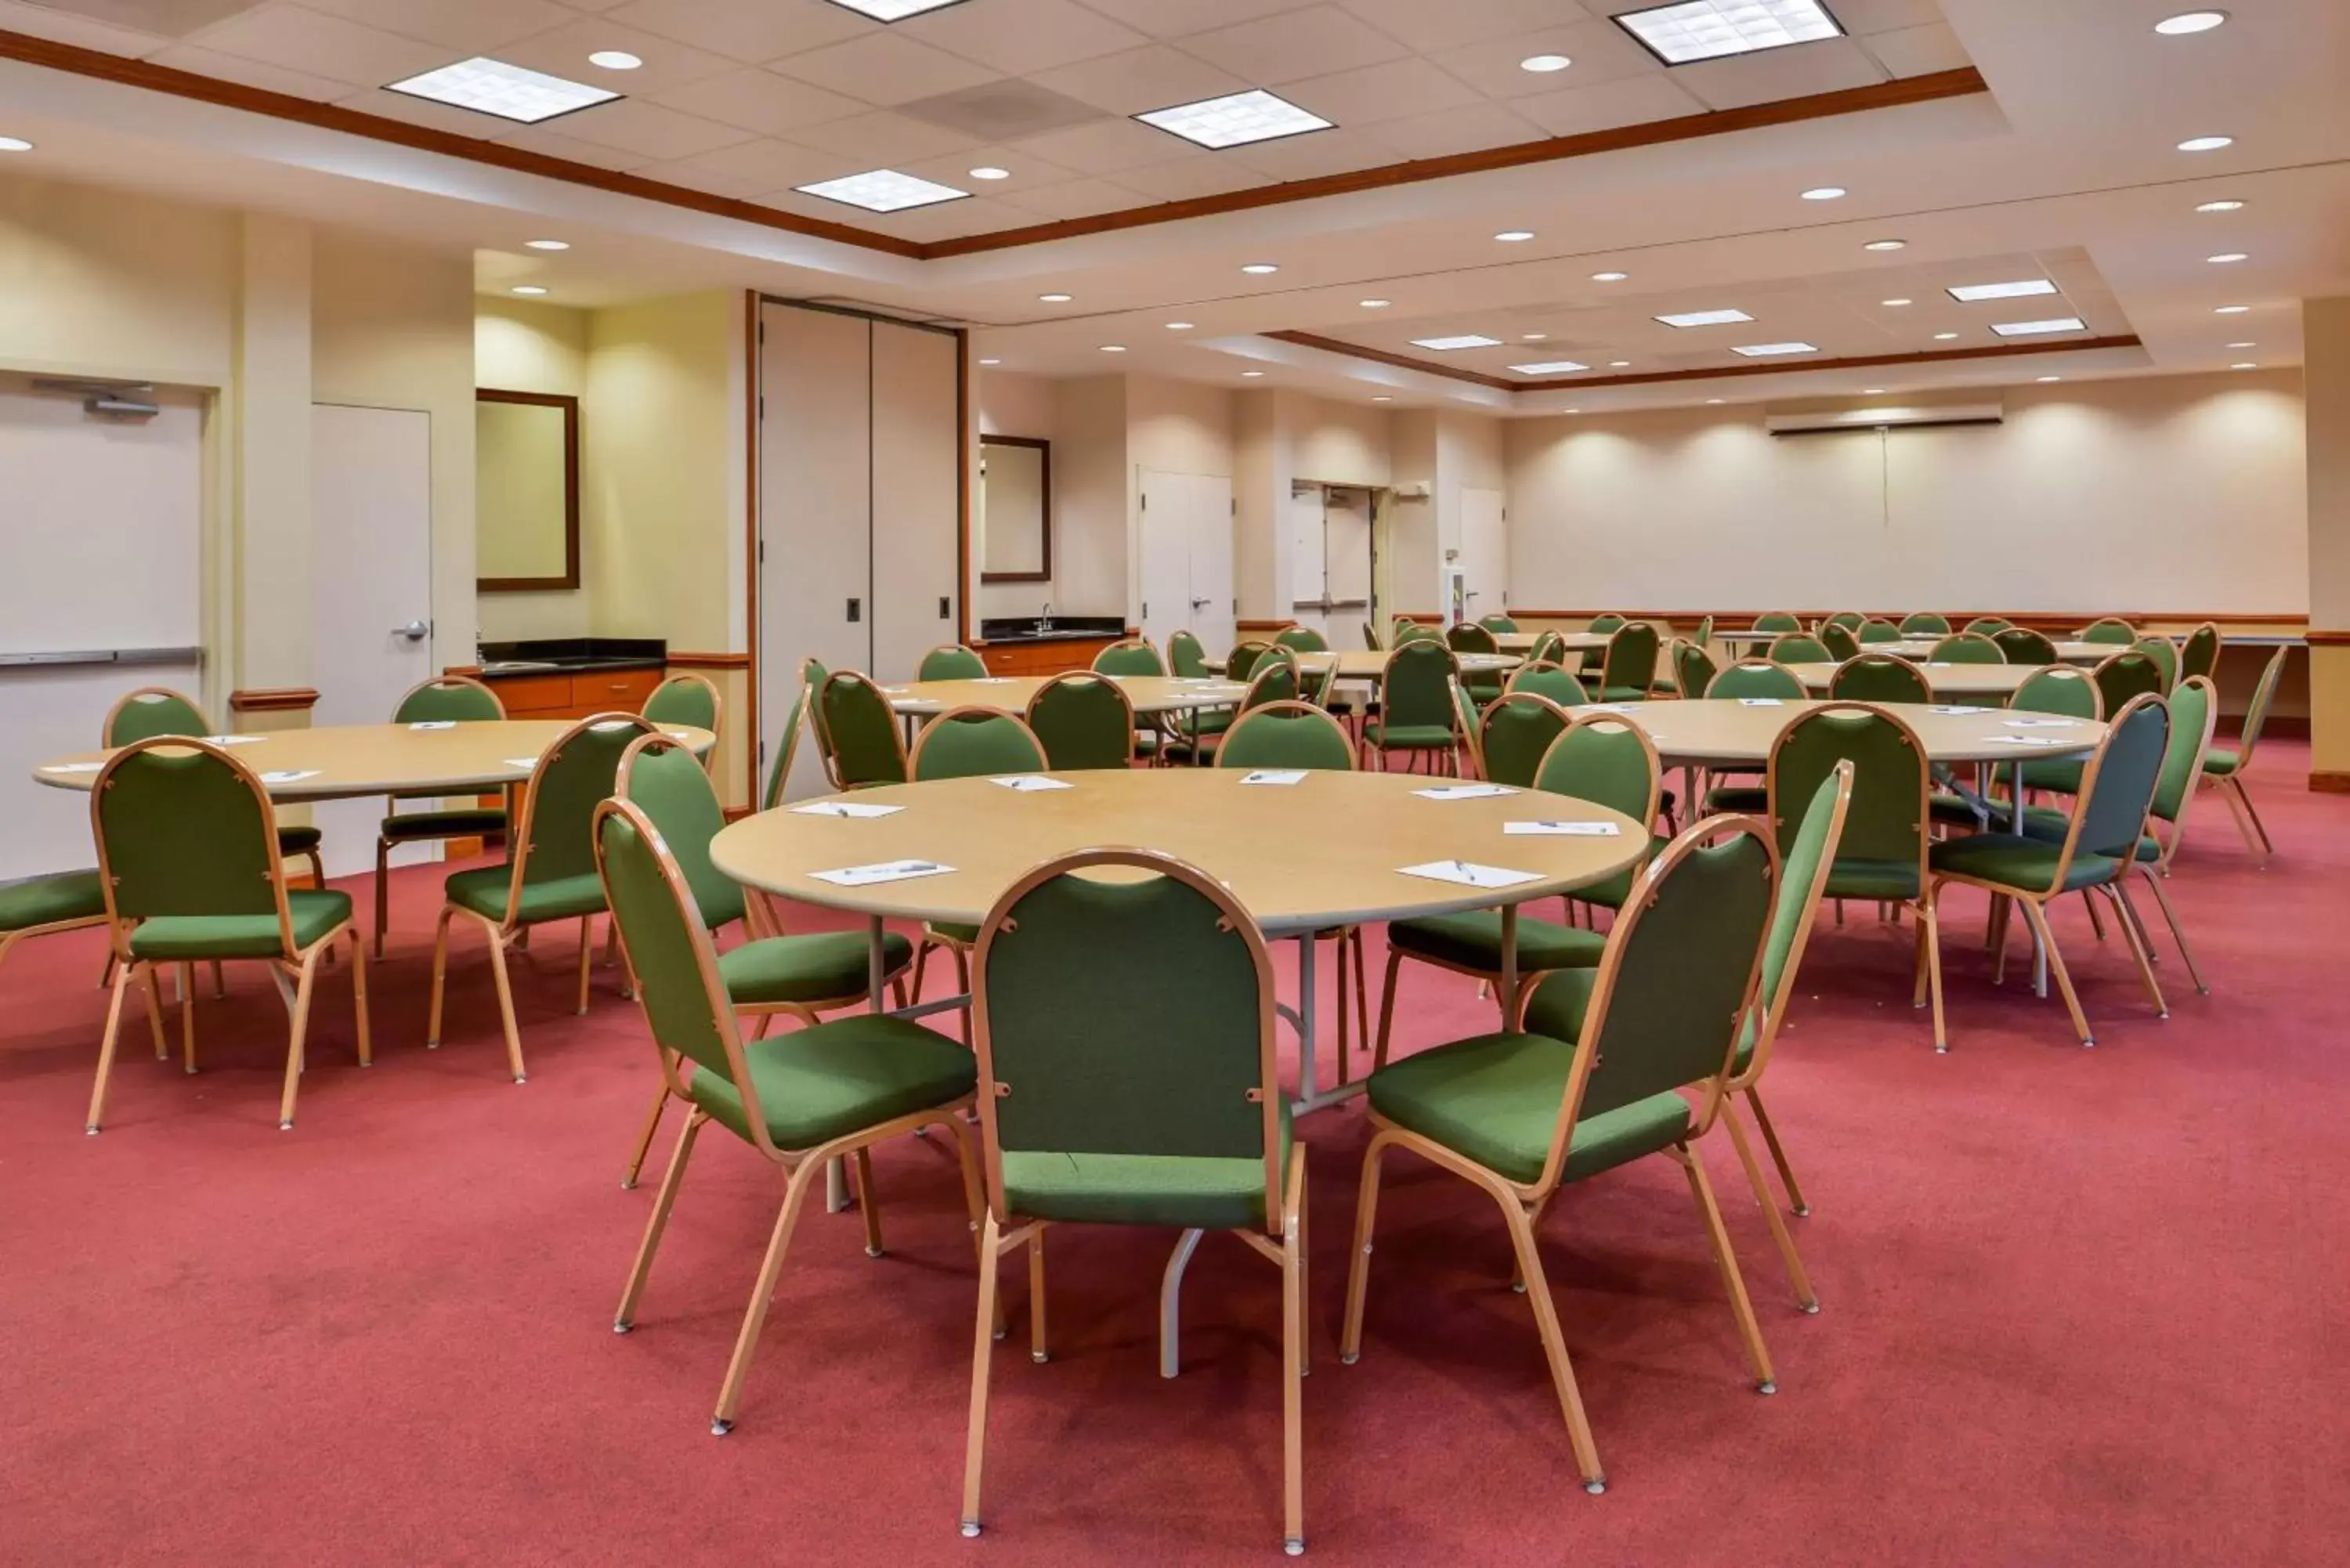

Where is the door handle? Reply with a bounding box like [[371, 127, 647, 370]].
[[1191, 596, 1211, 609], [393, 620, 428, 641]]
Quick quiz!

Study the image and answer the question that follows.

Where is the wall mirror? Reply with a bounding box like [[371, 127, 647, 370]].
[[978, 435, 1050, 583], [476, 388, 580, 592]]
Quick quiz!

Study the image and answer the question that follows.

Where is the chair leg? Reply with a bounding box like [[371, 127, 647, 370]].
[[1372, 948, 1404, 1071], [349, 930, 372, 1068], [710, 1149, 825, 1434], [1672, 1142, 1777, 1393], [425, 907, 454, 1047], [960, 1212, 1007, 1537], [278, 947, 322, 1131], [86, 960, 132, 1133], [575, 916, 594, 1017], [622, 1083, 671, 1190], [1499, 1190, 1608, 1492], [210, 960, 226, 999], [2104, 886, 2168, 1020], [1724, 1107, 1817, 1313], [1351, 927, 1370, 1057], [2016, 898, 2093, 1047], [854, 1147, 885, 1258], [615, 1107, 704, 1330], [1918, 896, 1947, 1054], [2231, 777, 2275, 865], [1339, 1133, 1386, 1366], [482, 924, 528, 1082], [374, 836, 392, 957], [132, 962, 165, 1064], [306, 848, 326, 891], [178, 960, 196, 1072], [1279, 1168, 1307, 1556], [1744, 1085, 1809, 1216], [2081, 889, 2106, 942], [2138, 867, 2209, 995], [1027, 1227, 1049, 1363]]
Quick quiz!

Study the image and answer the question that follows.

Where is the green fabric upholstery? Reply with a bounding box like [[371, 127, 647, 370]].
[[2205, 645, 2286, 780], [819, 674, 907, 789], [643, 677, 718, 730], [2012, 804, 2161, 862], [381, 807, 508, 842], [394, 681, 503, 723], [2148, 678, 2211, 827], [1519, 966, 1595, 1046], [384, 682, 508, 842], [1362, 721, 1455, 748], [129, 889, 352, 959], [1532, 721, 1658, 909], [96, 745, 280, 927], [1447, 623, 1498, 656], [1821, 612, 1864, 632], [1706, 662, 1806, 700], [1588, 614, 1628, 634], [2070, 699, 2172, 860], [1509, 665, 1588, 708], [1369, 1031, 1688, 1186], [2202, 749, 2240, 777], [1224, 641, 1272, 681], [1598, 622, 1660, 703], [1994, 627, 2059, 665], [2178, 624, 2222, 687], [1818, 623, 1860, 663], [1769, 707, 1926, 906], [1094, 642, 1166, 677], [1767, 634, 1831, 665], [1733, 771, 1843, 1069], [2081, 618, 2138, 645], [1963, 617, 2012, 635], [1217, 706, 1354, 771], [1479, 695, 1572, 788], [1930, 634, 2003, 664], [1752, 612, 1799, 634], [1168, 630, 1211, 678], [2131, 637, 2179, 693], [451, 715, 651, 928], [1242, 656, 1300, 712], [1831, 655, 1929, 704], [1393, 623, 1445, 647], [692, 1013, 975, 1151], [2012, 667, 2102, 719], [1859, 620, 1904, 645], [2092, 651, 2164, 714], [1369, 641, 1457, 753], [618, 741, 744, 930], [1003, 1112, 1292, 1231], [1899, 613, 1950, 635], [446, 867, 605, 923], [0, 869, 105, 932], [1526, 630, 1567, 666], [104, 689, 205, 746], [919, 646, 987, 681], [598, 806, 734, 1079], [1480, 614, 1518, 633], [913, 712, 1046, 781], [277, 826, 323, 854], [1929, 835, 2121, 893], [717, 930, 915, 1004], [1672, 641, 1717, 698], [764, 685, 808, 812], [1386, 912, 1606, 974], [1361, 621, 1384, 652], [1274, 626, 1328, 653], [1025, 675, 1133, 770], [1705, 785, 1770, 813]]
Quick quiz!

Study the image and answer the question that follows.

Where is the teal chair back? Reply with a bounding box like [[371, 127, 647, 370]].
[[1672, 640, 1718, 698], [2132, 636, 2179, 693], [395, 677, 504, 723], [1242, 652, 1300, 712], [1168, 630, 1211, 678], [1506, 663, 1589, 708], [1598, 621, 1660, 696], [2070, 696, 2171, 862], [1830, 653, 1930, 705], [911, 709, 1047, 780], [1962, 616, 2011, 635], [643, 674, 719, 731], [1858, 620, 1904, 645], [1817, 623, 1860, 663], [615, 735, 743, 930], [2092, 649, 2164, 714], [1532, 717, 1661, 907], [1274, 626, 1328, 654], [1822, 612, 1865, 632], [1094, 641, 1166, 677], [1587, 613, 1627, 634], [2151, 677, 2216, 829], [1217, 702, 1355, 771], [1025, 673, 1134, 770], [2012, 665, 2102, 719], [93, 739, 284, 929], [919, 645, 988, 681], [1379, 640, 1457, 729], [2081, 617, 2138, 646], [1225, 641, 1273, 681], [1478, 694, 1574, 789], [1993, 627, 2059, 665], [1752, 612, 1800, 634], [2177, 623, 2222, 687], [1706, 660, 1805, 700], [1767, 705, 1927, 898], [1766, 634, 1831, 665], [1929, 634, 2003, 664], [2232, 646, 2288, 768], [103, 687, 206, 746], [1897, 612, 1949, 635], [1528, 630, 1567, 666], [817, 672, 909, 789], [1480, 614, 1518, 634], [1447, 622, 1498, 656]]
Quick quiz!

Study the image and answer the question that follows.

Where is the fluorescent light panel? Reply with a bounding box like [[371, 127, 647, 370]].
[[1731, 341, 1818, 357], [1615, 0, 1843, 65], [1655, 309, 1754, 327], [821, 0, 970, 19], [1412, 335, 1504, 351], [386, 56, 619, 124], [1510, 361, 1590, 375], [796, 168, 968, 212], [1137, 89, 1331, 150], [1947, 278, 2058, 302], [1990, 317, 2087, 337]]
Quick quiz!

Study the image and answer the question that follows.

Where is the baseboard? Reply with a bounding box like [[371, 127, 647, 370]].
[[2308, 771, 2350, 794]]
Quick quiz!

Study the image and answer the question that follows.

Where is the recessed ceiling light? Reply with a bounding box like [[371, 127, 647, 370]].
[[0, 136, 35, 153], [797, 168, 967, 212], [510, 285, 548, 296], [588, 50, 642, 71], [1705, 398, 1726, 404], [1037, 292, 1072, 302], [1591, 271, 1629, 282], [2207, 252, 2248, 263], [1933, 331, 1959, 340], [1099, 345, 1126, 353], [1240, 262, 1280, 275], [2037, 375, 2063, 383], [2214, 304, 2251, 313], [978, 357, 1001, 366], [1241, 370, 1265, 378], [2196, 199, 2245, 212], [2227, 341, 2256, 349], [1615, 0, 1842, 66], [386, 56, 620, 124], [1731, 341, 1818, 357], [2155, 11, 2228, 34], [823, 0, 969, 19], [1495, 231, 1535, 244], [523, 238, 569, 251], [2177, 135, 2233, 152], [1137, 89, 1331, 150], [1862, 388, 1885, 395], [1166, 321, 1194, 331], [1522, 333, 1549, 341], [1991, 317, 2087, 336], [1863, 239, 1907, 251], [1948, 278, 2058, 302], [2232, 362, 2258, 370], [1360, 298, 1391, 308], [1511, 360, 1591, 374], [1520, 53, 1572, 72], [1608, 360, 1631, 368], [1656, 309, 1754, 327], [1564, 407, 1582, 414], [1800, 186, 1847, 201], [1882, 298, 1913, 307], [1412, 334, 1505, 350], [968, 166, 1010, 180]]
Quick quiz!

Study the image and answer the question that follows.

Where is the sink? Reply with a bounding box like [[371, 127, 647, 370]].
[[480, 659, 561, 674]]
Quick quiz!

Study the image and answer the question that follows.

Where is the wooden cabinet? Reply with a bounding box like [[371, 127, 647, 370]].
[[485, 667, 664, 719], [976, 638, 1119, 677]]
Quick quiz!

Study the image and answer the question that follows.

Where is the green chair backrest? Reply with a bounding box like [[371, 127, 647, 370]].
[[919, 645, 987, 681], [2132, 636, 2179, 693], [1929, 633, 2003, 664], [1532, 717, 1661, 906], [1394, 623, 1445, 648], [1528, 630, 1567, 667], [2069, 695, 2171, 863], [2081, 617, 2138, 645], [104, 688, 206, 746], [1274, 626, 1328, 653], [1242, 653, 1300, 713], [1752, 612, 1801, 634], [2177, 623, 2222, 687], [1600, 621, 1661, 692], [818, 672, 908, 789], [1817, 623, 1860, 663], [643, 674, 718, 730], [2151, 677, 2216, 828], [1479, 694, 1574, 789], [910, 709, 1047, 780], [1094, 641, 1166, 677], [1225, 641, 1273, 681], [1829, 653, 1929, 704], [1168, 630, 1211, 678], [1858, 620, 1904, 645], [1217, 701, 1355, 771], [764, 682, 808, 811], [1447, 622, 1498, 656], [2092, 649, 2164, 714], [1767, 633, 1831, 665], [1693, 615, 1715, 649], [1993, 627, 2059, 665], [1451, 681, 1482, 775], [1379, 640, 1458, 729], [2234, 645, 2288, 764], [514, 714, 660, 895], [1480, 614, 1518, 634], [394, 677, 504, 724], [1672, 640, 1718, 699], [1025, 674, 1134, 771], [1706, 660, 1805, 700], [1507, 663, 1589, 708], [1587, 613, 1627, 634], [615, 735, 743, 930], [1898, 612, 1950, 635], [1962, 616, 2011, 635], [2012, 664, 2102, 719], [1361, 620, 1383, 652], [1740, 765, 1851, 1078], [93, 739, 284, 929], [1822, 612, 1865, 632], [971, 851, 1280, 1230], [1767, 704, 1926, 887]]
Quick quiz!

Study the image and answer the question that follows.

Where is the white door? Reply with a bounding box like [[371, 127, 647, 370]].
[[1460, 487, 1508, 623], [1183, 473, 1236, 658], [1137, 468, 1192, 650], [309, 404, 435, 877], [1324, 488, 1374, 649], [869, 320, 961, 683]]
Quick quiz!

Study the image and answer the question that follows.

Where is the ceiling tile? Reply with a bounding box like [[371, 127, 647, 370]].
[[145, 42, 353, 100], [1278, 58, 1485, 127], [490, 16, 741, 95], [856, 197, 1038, 242], [1354, 101, 1548, 160], [536, 97, 756, 160], [1218, 127, 1400, 181], [179, 5, 447, 87], [494, 125, 662, 169], [994, 176, 1152, 220], [603, 0, 877, 63], [1012, 114, 1188, 175], [1330, 0, 1596, 53], [1174, 4, 1412, 83], [639, 135, 855, 198], [785, 110, 983, 163], [768, 31, 1000, 107], [1432, 20, 1663, 99], [1075, 0, 1321, 41], [0, 0, 164, 56], [1512, 73, 1706, 139], [339, 85, 516, 137], [1112, 152, 1269, 201], [899, 0, 1148, 75], [896, 144, 1079, 193], [1026, 43, 1249, 115], [1668, 38, 1888, 112], [645, 67, 870, 137], [1826, 0, 1949, 34], [1860, 21, 1969, 78], [295, 0, 575, 55]]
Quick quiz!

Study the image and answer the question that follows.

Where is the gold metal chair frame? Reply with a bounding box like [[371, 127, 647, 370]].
[[1021, 670, 1138, 769], [812, 670, 911, 791], [2124, 675, 2219, 995], [2201, 645, 2286, 865], [645, 671, 724, 770], [907, 707, 1051, 1035], [374, 674, 508, 957], [104, 685, 328, 894]]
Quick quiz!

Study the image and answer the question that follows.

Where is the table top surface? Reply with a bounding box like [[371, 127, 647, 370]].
[[1206, 649, 1519, 679], [1781, 662, 2041, 698], [880, 674, 1246, 717], [33, 719, 715, 801], [1871, 638, 2110, 663], [1574, 698, 2105, 768], [714, 768, 1648, 934], [1495, 631, 1611, 654]]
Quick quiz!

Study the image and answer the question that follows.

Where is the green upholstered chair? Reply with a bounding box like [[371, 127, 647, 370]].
[[1595, 621, 1660, 703], [1343, 817, 1784, 1497], [2132, 636, 2179, 693], [958, 849, 1304, 1552], [1243, 652, 1302, 711], [1899, 612, 1950, 635], [1361, 620, 1383, 652], [815, 671, 909, 790], [1480, 613, 1519, 633], [1671, 639, 1718, 699], [1506, 663, 1589, 708], [1448, 621, 1506, 705], [918, 645, 988, 681], [911, 708, 1047, 782], [375, 676, 509, 956], [86, 737, 369, 1133], [1024, 672, 1136, 771], [1767, 633, 1831, 666], [643, 673, 721, 735], [1766, 704, 1945, 1050], [2177, 623, 2222, 687], [1167, 629, 1213, 678], [2080, 617, 2138, 645], [1092, 639, 1166, 677], [1376, 714, 1659, 1055], [1706, 659, 1805, 700], [1362, 640, 1460, 772], [1817, 623, 1860, 663], [1527, 629, 1568, 667], [1858, 619, 1904, 645], [1927, 694, 2172, 1049], [1224, 640, 1274, 681], [428, 712, 656, 1082], [1929, 633, 2003, 664], [1274, 625, 1328, 653], [1692, 615, 1715, 650], [0, 869, 108, 988], [103, 686, 325, 891], [1941, 663, 2104, 826], [1394, 623, 1446, 648], [595, 797, 980, 1437], [1478, 692, 1575, 789], [1821, 612, 1865, 633], [1587, 613, 1628, 634], [1994, 626, 2059, 665], [1218, 700, 1355, 773], [611, 734, 917, 1187], [1450, 680, 1484, 782], [1962, 616, 2012, 635], [2200, 645, 2287, 863], [1830, 653, 1930, 705], [762, 680, 812, 813], [1752, 612, 1801, 634], [2092, 649, 2165, 714]]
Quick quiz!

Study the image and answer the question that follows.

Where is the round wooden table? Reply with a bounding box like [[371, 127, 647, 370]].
[[1204, 649, 1518, 682], [1782, 662, 2041, 699], [1576, 698, 2102, 769], [32, 719, 715, 800], [880, 674, 1247, 718], [1495, 630, 1610, 656], [1870, 638, 2109, 664]]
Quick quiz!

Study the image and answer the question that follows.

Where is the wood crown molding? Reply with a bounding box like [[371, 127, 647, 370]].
[[2301, 630, 2350, 646], [1267, 331, 2146, 395], [1235, 618, 1299, 630], [0, 27, 1986, 262], [227, 687, 320, 713], [667, 650, 752, 670]]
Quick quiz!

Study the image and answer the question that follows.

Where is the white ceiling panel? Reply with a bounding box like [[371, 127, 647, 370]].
[[295, 0, 575, 56], [1825, 0, 1949, 34], [642, 135, 855, 197], [1011, 114, 1192, 174], [1025, 43, 1253, 116], [603, 0, 877, 63], [897, 143, 1078, 193], [1432, 20, 1668, 99], [0, 0, 163, 56], [857, 195, 1040, 242], [1860, 22, 1971, 78], [1218, 127, 1405, 181], [491, 124, 663, 169], [1278, 58, 1486, 127], [180, 5, 448, 88], [341, 85, 519, 139], [1073, 0, 1320, 40], [646, 67, 870, 138], [1670, 38, 1890, 113], [899, 0, 1148, 75], [1355, 102, 1550, 160], [1112, 152, 1275, 201], [785, 108, 983, 163], [145, 42, 354, 101], [491, 17, 741, 95], [539, 97, 754, 160], [1513, 73, 1708, 139], [1175, 5, 1413, 83], [768, 29, 1002, 106], [995, 175, 1155, 219], [1330, 0, 1599, 54]]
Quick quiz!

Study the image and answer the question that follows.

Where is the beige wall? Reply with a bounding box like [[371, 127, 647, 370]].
[[473, 298, 592, 642], [974, 370, 1058, 623], [2304, 298, 2350, 779], [1050, 374, 1129, 621]]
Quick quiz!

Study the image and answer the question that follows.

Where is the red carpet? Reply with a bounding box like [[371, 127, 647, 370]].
[[5, 748, 2346, 1566]]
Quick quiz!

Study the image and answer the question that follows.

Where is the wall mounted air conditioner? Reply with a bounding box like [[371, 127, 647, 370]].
[[1766, 401, 2003, 436]]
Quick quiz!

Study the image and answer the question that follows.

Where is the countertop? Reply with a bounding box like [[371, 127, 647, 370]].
[[470, 638, 667, 676]]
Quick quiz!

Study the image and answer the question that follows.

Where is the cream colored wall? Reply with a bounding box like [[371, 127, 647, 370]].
[[975, 370, 1058, 623], [472, 300, 591, 642], [1048, 374, 1129, 620], [1289, 393, 1390, 489], [1127, 374, 1235, 623], [0, 174, 237, 387], [2304, 298, 2350, 778]]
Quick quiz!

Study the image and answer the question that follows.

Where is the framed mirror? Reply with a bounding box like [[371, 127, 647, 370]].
[[476, 388, 580, 592], [979, 435, 1050, 584]]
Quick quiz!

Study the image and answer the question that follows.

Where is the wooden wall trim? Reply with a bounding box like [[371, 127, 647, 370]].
[[1235, 617, 1298, 631], [2308, 771, 2350, 793], [2302, 629, 2350, 645], [228, 687, 320, 713], [667, 650, 752, 670], [743, 288, 763, 816]]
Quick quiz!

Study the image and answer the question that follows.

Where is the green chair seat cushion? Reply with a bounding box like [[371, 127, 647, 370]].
[[1929, 833, 2122, 893], [1363, 721, 1455, 749], [2202, 748, 2240, 778], [1386, 910, 1607, 974], [381, 807, 508, 842], [1004, 1105, 1292, 1230], [444, 865, 606, 925], [718, 930, 913, 1006], [128, 888, 352, 959], [1368, 1031, 1691, 1187], [2016, 760, 2085, 796], [0, 869, 106, 932], [2011, 804, 2160, 862], [687, 1013, 976, 1153], [1928, 792, 1989, 829], [1704, 785, 1770, 814], [1822, 857, 1922, 901], [277, 825, 323, 854]]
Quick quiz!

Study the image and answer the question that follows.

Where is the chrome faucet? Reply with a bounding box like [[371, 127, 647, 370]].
[[1036, 601, 1054, 634]]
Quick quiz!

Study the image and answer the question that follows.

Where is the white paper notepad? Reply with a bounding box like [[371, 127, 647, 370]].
[[2004, 717, 2079, 729], [811, 859, 955, 887], [1929, 706, 1988, 716], [202, 735, 262, 746], [42, 761, 103, 774], [1986, 735, 2071, 748], [991, 776, 1072, 792], [502, 757, 542, 769], [1414, 783, 1515, 801], [1397, 860, 1542, 890], [1239, 770, 1307, 786], [258, 770, 321, 785], [1738, 698, 1784, 707], [1505, 820, 1622, 836], [407, 720, 456, 732], [790, 800, 903, 819]]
